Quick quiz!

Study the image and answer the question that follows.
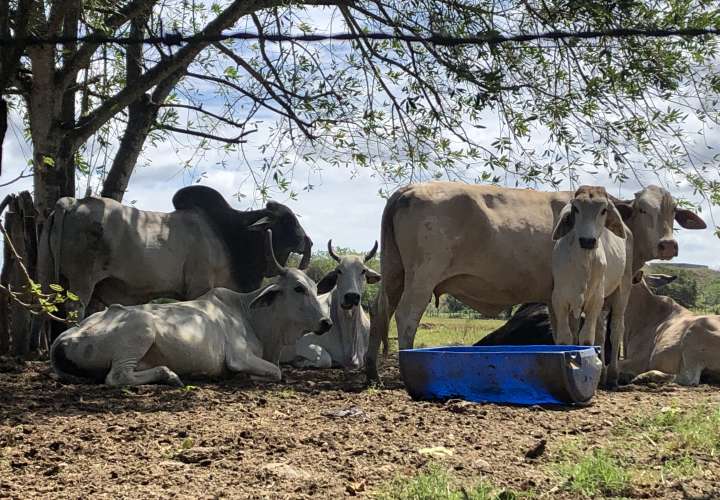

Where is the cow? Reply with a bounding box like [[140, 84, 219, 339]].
[[476, 273, 720, 386], [280, 241, 381, 370], [366, 182, 706, 382], [550, 186, 632, 383], [620, 272, 720, 386], [50, 230, 332, 386], [474, 303, 553, 346], [37, 186, 311, 326]]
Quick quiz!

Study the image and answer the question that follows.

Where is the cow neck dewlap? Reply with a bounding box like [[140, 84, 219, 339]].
[[330, 288, 365, 364]]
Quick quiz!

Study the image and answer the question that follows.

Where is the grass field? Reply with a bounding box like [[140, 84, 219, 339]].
[[385, 315, 505, 350]]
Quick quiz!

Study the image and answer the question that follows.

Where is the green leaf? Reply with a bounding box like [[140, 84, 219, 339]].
[[42, 156, 55, 167], [66, 291, 80, 302], [49, 284, 64, 292]]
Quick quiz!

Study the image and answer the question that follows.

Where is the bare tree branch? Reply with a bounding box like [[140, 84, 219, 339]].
[[158, 124, 256, 144]]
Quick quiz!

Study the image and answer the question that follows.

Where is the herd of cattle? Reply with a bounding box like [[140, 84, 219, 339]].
[[37, 181, 720, 390]]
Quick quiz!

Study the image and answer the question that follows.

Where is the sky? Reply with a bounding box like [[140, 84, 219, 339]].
[[1, 108, 719, 270]]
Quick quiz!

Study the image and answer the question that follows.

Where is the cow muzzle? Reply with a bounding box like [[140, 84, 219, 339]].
[[657, 239, 678, 259], [341, 293, 361, 310], [579, 237, 597, 250], [315, 318, 333, 335]]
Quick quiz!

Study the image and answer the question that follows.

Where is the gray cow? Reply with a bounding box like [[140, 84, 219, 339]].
[[281, 241, 380, 370], [50, 231, 331, 386], [38, 190, 310, 324]]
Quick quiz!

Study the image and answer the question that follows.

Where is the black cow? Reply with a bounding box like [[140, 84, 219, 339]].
[[474, 303, 554, 346]]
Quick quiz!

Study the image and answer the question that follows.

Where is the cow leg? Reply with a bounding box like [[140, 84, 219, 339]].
[[394, 284, 432, 350], [550, 291, 573, 345], [294, 343, 333, 369], [605, 290, 627, 388], [104, 320, 183, 387], [106, 362, 184, 387], [64, 278, 96, 323], [233, 354, 282, 382], [579, 293, 603, 347]]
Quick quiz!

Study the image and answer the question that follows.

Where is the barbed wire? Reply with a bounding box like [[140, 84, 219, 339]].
[[0, 26, 719, 48]]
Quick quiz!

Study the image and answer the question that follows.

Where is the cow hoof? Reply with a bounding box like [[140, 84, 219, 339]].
[[168, 374, 185, 387]]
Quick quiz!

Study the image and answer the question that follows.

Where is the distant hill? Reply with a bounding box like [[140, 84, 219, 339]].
[[661, 262, 709, 269], [646, 262, 720, 313]]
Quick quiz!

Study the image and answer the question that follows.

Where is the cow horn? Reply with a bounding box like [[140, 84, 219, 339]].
[[364, 240, 379, 263], [265, 229, 287, 276], [327, 239, 341, 262]]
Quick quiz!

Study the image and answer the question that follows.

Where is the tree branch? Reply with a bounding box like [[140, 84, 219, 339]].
[[70, 0, 287, 146], [57, 0, 158, 91], [158, 102, 252, 128], [157, 124, 256, 144]]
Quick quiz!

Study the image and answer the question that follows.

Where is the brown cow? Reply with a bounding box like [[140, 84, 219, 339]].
[[366, 182, 705, 383]]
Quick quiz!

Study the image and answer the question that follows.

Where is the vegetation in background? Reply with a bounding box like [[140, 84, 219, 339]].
[[648, 264, 720, 313]]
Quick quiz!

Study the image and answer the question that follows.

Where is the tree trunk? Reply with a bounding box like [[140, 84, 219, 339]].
[[101, 95, 157, 201], [0, 98, 6, 176], [0, 192, 38, 356]]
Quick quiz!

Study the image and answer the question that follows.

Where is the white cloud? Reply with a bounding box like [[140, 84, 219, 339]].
[[2, 104, 719, 271]]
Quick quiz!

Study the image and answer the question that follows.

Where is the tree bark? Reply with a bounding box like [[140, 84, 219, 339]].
[[1, 193, 38, 356]]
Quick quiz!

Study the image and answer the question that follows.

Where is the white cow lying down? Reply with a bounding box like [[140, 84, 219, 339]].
[[51, 231, 331, 386], [280, 241, 381, 370]]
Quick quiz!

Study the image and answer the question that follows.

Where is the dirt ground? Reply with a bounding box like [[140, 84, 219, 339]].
[[1, 355, 719, 499]]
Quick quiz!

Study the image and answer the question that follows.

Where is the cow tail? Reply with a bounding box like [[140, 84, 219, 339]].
[[366, 189, 407, 382], [32, 207, 58, 350], [33, 200, 71, 349]]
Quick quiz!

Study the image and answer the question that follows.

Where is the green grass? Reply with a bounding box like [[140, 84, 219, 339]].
[[386, 315, 505, 350], [372, 464, 528, 500], [549, 402, 720, 496], [633, 403, 720, 455], [554, 447, 631, 498]]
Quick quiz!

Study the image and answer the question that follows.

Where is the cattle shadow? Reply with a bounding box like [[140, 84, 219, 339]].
[[0, 357, 403, 424], [0, 356, 701, 426]]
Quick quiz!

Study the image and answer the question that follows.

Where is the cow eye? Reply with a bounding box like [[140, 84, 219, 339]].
[[638, 208, 647, 215], [336, 269, 342, 275], [601, 208, 607, 215], [571, 206, 578, 214], [361, 269, 366, 275], [294, 285, 306, 294]]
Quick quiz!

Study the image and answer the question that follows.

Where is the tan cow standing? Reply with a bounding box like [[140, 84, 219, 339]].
[[367, 182, 706, 383]]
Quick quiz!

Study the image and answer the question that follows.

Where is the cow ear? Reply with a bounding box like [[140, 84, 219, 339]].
[[552, 203, 575, 241], [248, 215, 275, 231], [675, 209, 707, 229], [365, 268, 381, 284], [604, 204, 626, 239], [645, 273, 677, 289], [249, 284, 282, 309], [632, 270, 644, 284], [316, 270, 338, 294], [613, 202, 634, 222]]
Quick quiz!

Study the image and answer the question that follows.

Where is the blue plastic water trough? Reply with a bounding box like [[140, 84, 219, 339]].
[[399, 345, 602, 405]]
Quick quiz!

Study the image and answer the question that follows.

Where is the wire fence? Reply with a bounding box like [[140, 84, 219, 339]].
[[1, 26, 719, 48]]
